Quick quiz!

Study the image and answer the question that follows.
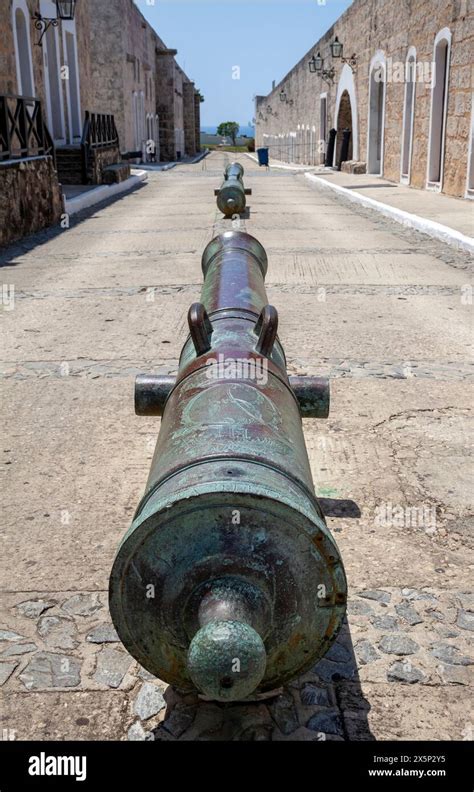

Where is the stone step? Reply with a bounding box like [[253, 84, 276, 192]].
[[102, 162, 131, 184], [56, 153, 82, 163], [58, 173, 84, 185]]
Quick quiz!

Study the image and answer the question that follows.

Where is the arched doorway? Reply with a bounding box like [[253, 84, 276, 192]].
[[333, 64, 359, 166], [401, 48, 417, 183], [336, 90, 353, 168], [427, 28, 451, 189], [367, 52, 386, 175], [12, 0, 35, 97]]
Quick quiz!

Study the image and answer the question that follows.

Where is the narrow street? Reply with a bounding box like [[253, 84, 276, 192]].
[[1, 151, 472, 740]]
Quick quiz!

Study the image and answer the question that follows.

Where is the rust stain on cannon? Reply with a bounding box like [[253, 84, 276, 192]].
[[110, 230, 347, 702]]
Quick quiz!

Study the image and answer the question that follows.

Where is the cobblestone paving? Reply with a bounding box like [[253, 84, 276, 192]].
[[1, 151, 472, 741], [1, 587, 472, 740]]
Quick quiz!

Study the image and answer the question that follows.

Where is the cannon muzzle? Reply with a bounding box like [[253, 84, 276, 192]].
[[214, 162, 252, 217], [110, 230, 346, 701]]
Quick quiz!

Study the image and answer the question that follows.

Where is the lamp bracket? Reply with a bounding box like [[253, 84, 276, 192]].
[[33, 13, 59, 47]]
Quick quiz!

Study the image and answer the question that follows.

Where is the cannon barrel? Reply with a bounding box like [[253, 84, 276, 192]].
[[214, 162, 252, 217], [110, 230, 346, 702]]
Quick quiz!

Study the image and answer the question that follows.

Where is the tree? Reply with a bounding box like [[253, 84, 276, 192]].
[[217, 122, 240, 145]]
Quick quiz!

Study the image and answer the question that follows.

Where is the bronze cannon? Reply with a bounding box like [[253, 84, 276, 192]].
[[109, 230, 346, 702], [214, 162, 252, 217]]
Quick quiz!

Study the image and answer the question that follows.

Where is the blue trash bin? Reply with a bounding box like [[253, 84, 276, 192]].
[[257, 147, 269, 167]]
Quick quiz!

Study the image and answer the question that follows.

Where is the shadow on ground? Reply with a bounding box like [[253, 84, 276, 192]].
[[146, 619, 373, 742]]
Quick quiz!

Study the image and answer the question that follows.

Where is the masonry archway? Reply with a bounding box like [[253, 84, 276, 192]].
[[12, 0, 35, 97], [367, 51, 386, 175], [427, 28, 451, 189], [333, 64, 358, 166], [335, 90, 353, 167]]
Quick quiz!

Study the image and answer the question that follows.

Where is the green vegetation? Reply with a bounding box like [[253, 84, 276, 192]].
[[206, 144, 248, 152], [206, 138, 255, 154], [217, 122, 240, 145]]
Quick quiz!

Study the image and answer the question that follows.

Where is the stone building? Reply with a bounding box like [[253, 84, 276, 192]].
[[1, 0, 94, 146], [0, 0, 201, 245], [87, 0, 201, 162], [255, 0, 473, 199]]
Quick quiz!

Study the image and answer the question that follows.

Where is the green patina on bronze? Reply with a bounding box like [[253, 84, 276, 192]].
[[214, 162, 252, 217], [109, 230, 347, 701]]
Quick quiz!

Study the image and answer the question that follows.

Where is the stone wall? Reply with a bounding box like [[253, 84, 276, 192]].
[[183, 81, 197, 157], [1, 0, 199, 163], [174, 66, 185, 158], [88, 0, 199, 160], [155, 48, 177, 161], [255, 0, 473, 198], [87, 145, 123, 185], [0, 156, 63, 247], [194, 93, 202, 154], [88, 0, 157, 154]]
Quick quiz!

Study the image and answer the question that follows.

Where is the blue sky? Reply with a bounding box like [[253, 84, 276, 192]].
[[136, 0, 353, 128]]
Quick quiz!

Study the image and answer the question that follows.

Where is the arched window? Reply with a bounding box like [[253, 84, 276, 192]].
[[427, 28, 451, 189], [62, 19, 82, 141], [367, 52, 387, 175], [132, 91, 139, 149], [401, 48, 417, 183], [41, 0, 66, 143], [12, 0, 35, 97], [155, 113, 160, 160]]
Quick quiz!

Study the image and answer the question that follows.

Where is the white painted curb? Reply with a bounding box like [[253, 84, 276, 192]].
[[305, 172, 474, 253], [139, 162, 176, 172], [245, 152, 317, 172], [64, 169, 148, 216], [139, 150, 209, 172]]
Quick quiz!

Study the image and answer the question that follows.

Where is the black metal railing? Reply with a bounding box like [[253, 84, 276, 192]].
[[0, 95, 55, 166], [82, 111, 119, 149], [81, 111, 119, 182]]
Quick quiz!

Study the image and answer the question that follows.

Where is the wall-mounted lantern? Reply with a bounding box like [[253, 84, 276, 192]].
[[330, 36, 358, 73], [33, 0, 78, 46], [279, 89, 294, 107], [308, 52, 323, 74], [309, 37, 358, 80], [308, 52, 335, 84], [330, 37, 343, 59]]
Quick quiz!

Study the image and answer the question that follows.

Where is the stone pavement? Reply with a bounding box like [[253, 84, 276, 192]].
[[248, 152, 474, 241], [0, 151, 472, 741], [311, 169, 474, 240]]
